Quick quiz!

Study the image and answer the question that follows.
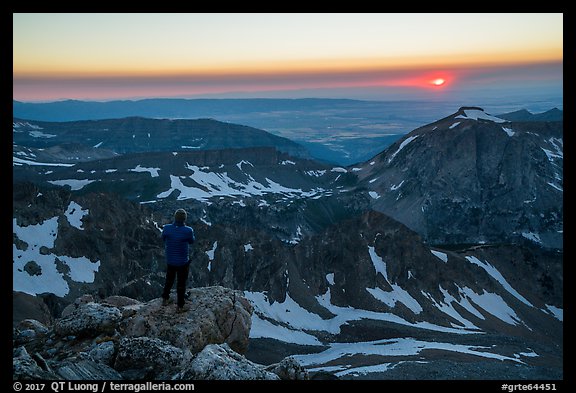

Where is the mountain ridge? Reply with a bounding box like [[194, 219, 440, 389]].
[[356, 107, 563, 249], [12, 105, 563, 380], [14, 98, 562, 166], [13, 116, 311, 160]]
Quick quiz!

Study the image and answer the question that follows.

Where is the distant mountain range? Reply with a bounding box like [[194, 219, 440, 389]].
[[12, 98, 563, 123], [13, 98, 562, 166], [13, 98, 367, 122], [12, 116, 310, 159], [12, 105, 563, 379], [496, 107, 563, 122]]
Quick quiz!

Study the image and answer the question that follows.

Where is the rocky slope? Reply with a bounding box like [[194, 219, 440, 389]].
[[355, 107, 563, 249], [13, 287, 308, 380], [12, 180, 563, 379], [12, 106, 563, 379], [13, 116, 310, 159]]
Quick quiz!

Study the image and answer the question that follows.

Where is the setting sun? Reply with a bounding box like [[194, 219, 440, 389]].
[[431, 78, 446, 86]]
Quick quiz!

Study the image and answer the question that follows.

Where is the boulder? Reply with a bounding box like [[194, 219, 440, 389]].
[[102, 295, 142, 308], [121, 286, 253, 354], [177, 343, 279, 380], [265, 356, 309, 380], [87, 341, 116, 366], [60, 294, 95, 318], [14, 319, 49, 346], [13, 346, 59, 380], [54, 302, 122, 338], [113, 337, 187, 380]]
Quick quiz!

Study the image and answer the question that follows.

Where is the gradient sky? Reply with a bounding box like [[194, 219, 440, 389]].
[[13, 13, 563, 102]]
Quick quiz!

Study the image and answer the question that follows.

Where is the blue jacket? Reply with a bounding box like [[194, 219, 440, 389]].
[[162, 221, 195, 266]]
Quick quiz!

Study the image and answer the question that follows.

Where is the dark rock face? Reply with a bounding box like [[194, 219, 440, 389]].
[[13, 292, 53, 327], [357, 107, 563, 249], [12, 181, 166, 320]]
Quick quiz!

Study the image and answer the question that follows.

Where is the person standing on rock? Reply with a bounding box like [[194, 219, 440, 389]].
[[161, 208, 195, 312]]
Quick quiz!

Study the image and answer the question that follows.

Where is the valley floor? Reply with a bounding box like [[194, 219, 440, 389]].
[[245, 327, 563, 380]]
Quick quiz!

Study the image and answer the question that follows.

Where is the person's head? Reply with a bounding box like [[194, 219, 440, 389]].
[[174, 208, 187, 223]]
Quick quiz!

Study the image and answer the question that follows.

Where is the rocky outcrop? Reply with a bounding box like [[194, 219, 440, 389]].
[[12, 181, 166, 323], [55, 302, 122, 338], [13, 286, 307, 380], [121, 286, 253, 354], [265, 356, 309, 380], [175, 343, 279, 380], [113, 337, 188, 380]]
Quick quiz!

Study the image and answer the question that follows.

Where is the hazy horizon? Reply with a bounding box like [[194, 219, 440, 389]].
[[13, 13, 563, 105]]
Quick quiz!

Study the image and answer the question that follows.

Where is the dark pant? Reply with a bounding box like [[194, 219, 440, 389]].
[[162, 263, 189, 307]]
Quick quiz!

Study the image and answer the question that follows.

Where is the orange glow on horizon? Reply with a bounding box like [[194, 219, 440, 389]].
[[12, 51, 563, 80], [13, 13, 562, 101]]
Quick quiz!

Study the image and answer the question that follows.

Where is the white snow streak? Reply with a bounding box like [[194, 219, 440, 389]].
[[465, 256, 533, 307], [431, 250, 448, 263], [388, 135, 419, 163], [456, 109, 506, 123]]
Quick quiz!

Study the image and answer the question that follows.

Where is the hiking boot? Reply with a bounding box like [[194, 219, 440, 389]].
[[162, 298, 172, 306], [176, 306, 186, 313]]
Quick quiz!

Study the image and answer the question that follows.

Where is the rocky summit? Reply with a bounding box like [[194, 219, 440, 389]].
[[12, 106, 563, 380], [13, 287, 307, 380], [356, 107, 563, 249]]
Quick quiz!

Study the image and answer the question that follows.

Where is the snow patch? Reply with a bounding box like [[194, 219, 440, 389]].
[[206, 241, 217, 261], [545, 304, 563, 321], [157, 166, 328, 202], [456, 109, 506, 123], [305, 170, 326, 177], [130, 165, 160, 177], [326, 273, 335, 286], [390, 180, 404, 191], [236, 160, 254, 171], [502, 126, 515, 136], [13, 217, 100, 297], [465, 256, 533, 307], [388, 135, 419, 163], [293, 337, 525, 371], [48, 179, 96, 191], [431, 250, 448, 263], [367, 246, 422, 314], [461, 287, 522, 326], [13, 157, 75, 167], [65, 201, 88, 230], [521, 232, 542, 243]]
